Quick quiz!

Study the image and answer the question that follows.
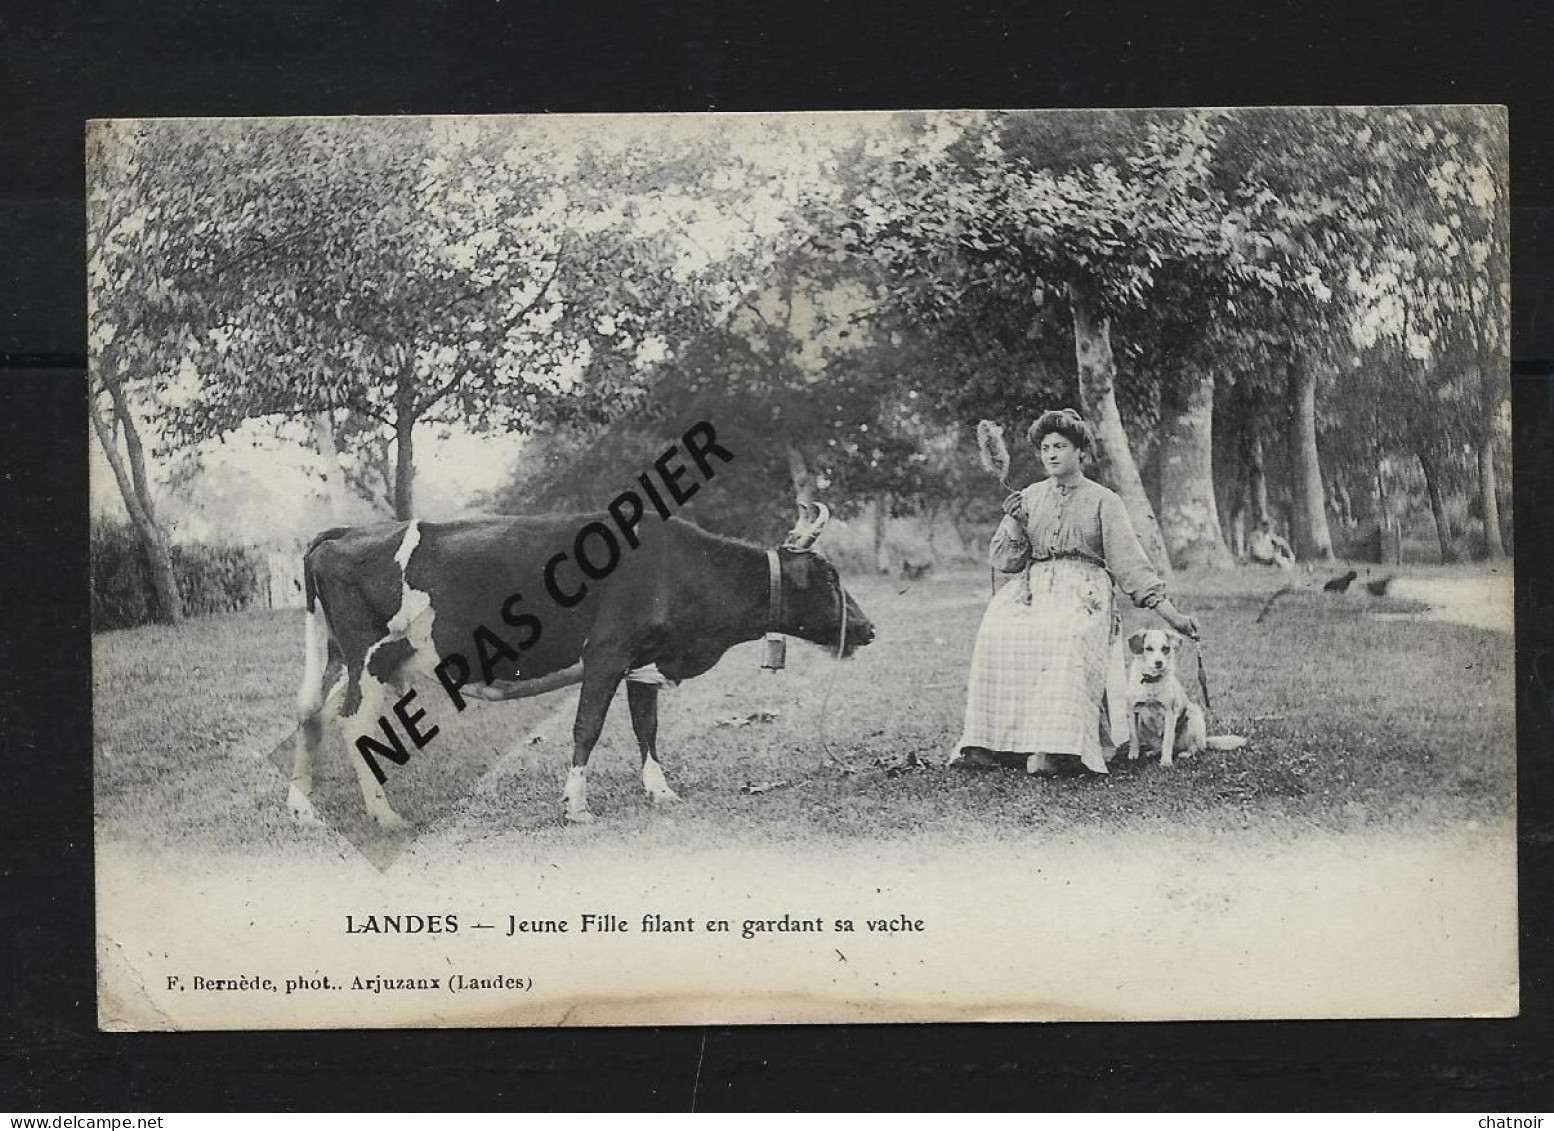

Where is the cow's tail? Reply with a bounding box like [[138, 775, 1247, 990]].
[[297, 529, 350, 724], [302, 526, 352, 614]]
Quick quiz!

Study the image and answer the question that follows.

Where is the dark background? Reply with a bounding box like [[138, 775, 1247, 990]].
[[2, 0, 1550, 1111]]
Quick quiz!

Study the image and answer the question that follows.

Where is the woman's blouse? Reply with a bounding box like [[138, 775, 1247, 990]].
[[989, 476, 1166, 608]]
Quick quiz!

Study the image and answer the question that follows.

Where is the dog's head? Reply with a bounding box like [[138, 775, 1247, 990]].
[[1127, 629, 1182, 681]]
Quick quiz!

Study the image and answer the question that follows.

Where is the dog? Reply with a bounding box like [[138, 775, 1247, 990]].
[[1122, 629, 1246, 767]]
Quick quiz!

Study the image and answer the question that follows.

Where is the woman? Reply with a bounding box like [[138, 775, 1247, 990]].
[[951, 409, 1199, 775]]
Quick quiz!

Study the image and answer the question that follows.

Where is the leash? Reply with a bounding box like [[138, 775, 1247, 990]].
[[1193, 638, 1212, 718], [759, 547, 857, 772], [835, 582, 848, 661]]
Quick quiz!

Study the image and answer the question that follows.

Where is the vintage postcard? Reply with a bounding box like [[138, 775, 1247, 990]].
[[90, 108, 1516, 1029]]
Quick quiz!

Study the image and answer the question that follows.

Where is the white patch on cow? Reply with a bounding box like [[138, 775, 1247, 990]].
[[625, 663, 679, 688], [392, 520, 421, 569], [563, 765, 593, 823], [641, 756, 679, 804], [387, 521, 433, 640], [379, 519, 442, 688]]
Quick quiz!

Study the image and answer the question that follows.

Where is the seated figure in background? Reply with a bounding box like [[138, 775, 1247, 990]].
[[1247, 519, 1296, 569]]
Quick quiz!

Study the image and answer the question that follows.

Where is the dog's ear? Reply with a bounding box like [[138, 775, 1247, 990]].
[[1127, 630, 1147, 655], [1166, 632, 1184, 651]]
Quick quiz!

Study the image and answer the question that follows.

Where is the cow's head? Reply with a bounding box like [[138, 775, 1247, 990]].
[[778, 503, 875, 658]]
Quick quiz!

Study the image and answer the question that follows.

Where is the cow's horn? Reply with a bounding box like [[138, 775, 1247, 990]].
[[782, 505, 812, 550], [790, 502, 830, 551]]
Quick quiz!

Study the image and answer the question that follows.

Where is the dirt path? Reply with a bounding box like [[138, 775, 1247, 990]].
[[1384, 574, 1513, 633]]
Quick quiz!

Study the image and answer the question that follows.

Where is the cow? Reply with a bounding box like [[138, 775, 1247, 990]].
[[290, 503, 874, 826]]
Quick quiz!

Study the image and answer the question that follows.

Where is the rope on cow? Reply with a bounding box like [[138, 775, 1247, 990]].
[[816, 586, 862, 774]]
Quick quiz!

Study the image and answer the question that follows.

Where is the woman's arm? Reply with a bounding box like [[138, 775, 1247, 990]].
[[1151, 596, 1200, 640], [1099, 491, 1200, 638], [1099, 490, 1165, 606], [989, 512, 1031, 573]]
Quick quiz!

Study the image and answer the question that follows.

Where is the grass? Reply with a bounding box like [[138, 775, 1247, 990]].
[[92, 565, 1516, 860]]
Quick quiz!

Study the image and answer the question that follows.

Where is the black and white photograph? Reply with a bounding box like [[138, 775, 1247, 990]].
[[89, 107, 1516, 1029]]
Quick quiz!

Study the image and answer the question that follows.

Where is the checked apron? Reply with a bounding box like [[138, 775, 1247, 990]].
[[955, 556, 1129, 774]]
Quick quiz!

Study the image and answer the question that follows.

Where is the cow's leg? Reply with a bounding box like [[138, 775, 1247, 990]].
[[338, 641, 411, 830], [290, 602, 334, 821], [628, 681, 679, 805], [563, 663, 626, 824]]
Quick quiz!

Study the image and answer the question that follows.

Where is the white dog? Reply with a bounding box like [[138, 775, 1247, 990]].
[[1123, 629, 1246, 767]]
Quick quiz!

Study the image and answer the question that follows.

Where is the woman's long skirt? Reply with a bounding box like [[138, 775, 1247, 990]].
[[955, 557, 1124, 774]]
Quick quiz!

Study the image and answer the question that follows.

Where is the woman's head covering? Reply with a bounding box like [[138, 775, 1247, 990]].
[[1028, 408, 1096, 453]]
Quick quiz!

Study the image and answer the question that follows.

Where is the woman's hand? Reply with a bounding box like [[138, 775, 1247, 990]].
[[1155, 598, 1200, 641], [1002, 491, 1027, 525]]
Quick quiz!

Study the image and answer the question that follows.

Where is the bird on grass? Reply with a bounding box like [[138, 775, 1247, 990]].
[[1323, 569, 1359, 593]]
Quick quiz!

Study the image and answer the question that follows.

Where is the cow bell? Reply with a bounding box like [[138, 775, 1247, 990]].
[[761, 633, 787, 671]]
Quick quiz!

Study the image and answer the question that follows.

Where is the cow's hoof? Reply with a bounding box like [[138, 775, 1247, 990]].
[[287, 786, 320, 823], [372, 810, 410, 831], [565, 809, 596, 824], [647, 788, 681, 806]]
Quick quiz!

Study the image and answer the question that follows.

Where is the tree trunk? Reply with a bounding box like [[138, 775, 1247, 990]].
[[1067, 283, 1171, 577], [948, 503, 973, 554], [1218, 394, 1255, 559], [311, 410, 349, 523], [1247, 434, 1270, 526], [1333, 478, 1355, 530], [786, 444, 815, 505], [1417, 450, 1457, 564], [1227, 490, 1248, 559], [90, 388, 183, 625], [1477, 441, 1505, 560], [872, 493, 892, 574], [393, 371, 416, 521], [1359, 454, 1389, 565], [1284, 359, 1335, 563], [1473, 362, 1506, 559], [1158, 368, 1232, 570]]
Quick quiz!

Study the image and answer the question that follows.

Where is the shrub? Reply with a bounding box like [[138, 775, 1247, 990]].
[[171, 541, 261, 618], [91, 517, 157, 631], [91, 517, 263, 631]]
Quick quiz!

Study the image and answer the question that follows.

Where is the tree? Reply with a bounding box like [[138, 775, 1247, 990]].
[[838, 110, 1335, 575], [88, 117, 723, 523], [1332, 107, 1511, 559], [88, 121, 185, 623]]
